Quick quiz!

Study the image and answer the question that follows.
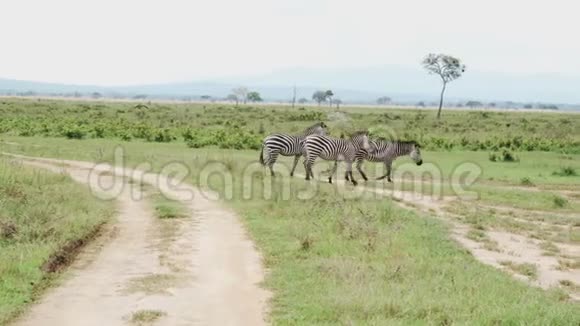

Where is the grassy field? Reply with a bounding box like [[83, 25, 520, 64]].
[[0, 157, 114, 324], [1, 136, 579, 324], [1, 98, 580, 324], [1, 98, 579, 152]]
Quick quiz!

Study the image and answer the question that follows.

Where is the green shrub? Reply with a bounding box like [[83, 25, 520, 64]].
[[553, 195, 568, 208], [150, 128, 175, 143], [520, 177, 534, 186], [62, 127, 86, 139], [489, 149, 519, 163], [552, 166, 577, 177], [501, 149, 519, 162]]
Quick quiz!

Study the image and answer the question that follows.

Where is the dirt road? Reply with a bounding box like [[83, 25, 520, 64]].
[[7, 154, 270, 326]]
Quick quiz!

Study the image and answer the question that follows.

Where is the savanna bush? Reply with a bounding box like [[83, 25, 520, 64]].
[[489, 149, 519, 162], [62, 126, 86, 139], [552, 166, 577, 177]]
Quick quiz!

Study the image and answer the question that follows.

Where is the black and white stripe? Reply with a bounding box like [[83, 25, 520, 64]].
[[259, 122, 327, 176], [355, 139, 423, 182], [303, 131, 371, 186]]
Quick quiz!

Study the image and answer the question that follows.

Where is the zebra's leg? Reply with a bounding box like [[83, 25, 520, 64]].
[[376, 160, 393, 182], [303, 156, 314, 180], [355, 158, 368, 181], [266, 150, 279, 177], [346, 162, 357, 186], [328, 161, 338, 184], [290, 155, 300, 177]]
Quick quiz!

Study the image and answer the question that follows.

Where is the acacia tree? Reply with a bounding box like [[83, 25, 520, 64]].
[[247, 91, 262, 102], [377, 96, 391, 105], [312, 91, 327, 105], [325, 90, 334, 107], [232, 87, 249, 104], [226, 94, 239, 106], [422, 53, 466, 119]]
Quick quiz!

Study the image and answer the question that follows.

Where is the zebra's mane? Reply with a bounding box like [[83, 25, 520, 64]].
[[375, 138, 420, 147]]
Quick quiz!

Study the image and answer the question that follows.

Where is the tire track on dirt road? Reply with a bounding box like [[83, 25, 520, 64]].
[[5, 153, 270, 326]]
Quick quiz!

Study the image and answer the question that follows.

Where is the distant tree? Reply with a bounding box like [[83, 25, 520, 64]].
[[505, 101, 516, 108], [488, 102, 496, 108], [247, 91, 263, 102], [325, 90, 334, 107], [422, 53, 466, 119], [291, 85, 297, 108], [538, 103, 558, 110], [312, 91, 327, 106], [226, 94, 239, 106], [416, 101, 426, 107], [73, 91, 83, 98], [91, 92, 102, 99], [465, 100, 483, 108], [523, 104, 533, 109], [232, 87, 249, 104], [334, 99, 342, 110], [298, 97, 308, 104], [200, 95, 212, 100], [133, 94, 147, 100], [377, 96, 392, 105]]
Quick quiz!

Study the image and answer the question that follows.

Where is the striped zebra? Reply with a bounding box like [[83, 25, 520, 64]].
[[355, 139, 423, 182], [303, 131, 372, 186], [259, 122, 327, 177]]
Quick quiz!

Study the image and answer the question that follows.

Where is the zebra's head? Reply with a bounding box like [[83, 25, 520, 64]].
[[304, 122, 328, 136], [409, 143, 423, 165], [350, 131, 374, 153]]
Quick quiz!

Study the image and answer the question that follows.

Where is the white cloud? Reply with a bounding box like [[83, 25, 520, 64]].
[[1, 0, 578, 85]]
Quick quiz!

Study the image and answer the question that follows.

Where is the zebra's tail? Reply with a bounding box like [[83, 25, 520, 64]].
[[259, 144, 265, 165]]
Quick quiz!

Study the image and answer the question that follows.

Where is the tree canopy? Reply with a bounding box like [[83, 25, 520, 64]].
[[422, 53, 466, 119]]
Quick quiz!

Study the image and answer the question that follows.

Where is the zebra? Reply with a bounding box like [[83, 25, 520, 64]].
[[355, 139, 423, 182], [303, 131, 373, 186], [259, 122, 327, 177]]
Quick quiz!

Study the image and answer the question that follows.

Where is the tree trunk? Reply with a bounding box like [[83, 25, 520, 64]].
[[292, 85, 296, 108], [437, 82, 447, 119]]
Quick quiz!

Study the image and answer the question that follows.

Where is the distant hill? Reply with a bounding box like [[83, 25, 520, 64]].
[[2, 65, 580, 108]]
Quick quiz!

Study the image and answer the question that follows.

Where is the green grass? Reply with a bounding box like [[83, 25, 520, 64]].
[[151, 193, 188, 219], [0, 157, 114, 324], [500, 261, 539, 280], [128, 309, 166, 325], [2, 138, 580, 324]]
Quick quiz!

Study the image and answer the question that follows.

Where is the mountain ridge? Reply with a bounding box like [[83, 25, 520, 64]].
[[2, 65, 579, 105]]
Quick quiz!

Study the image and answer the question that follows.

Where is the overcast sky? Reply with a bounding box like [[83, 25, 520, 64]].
[[1, 0, 578, 85]]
